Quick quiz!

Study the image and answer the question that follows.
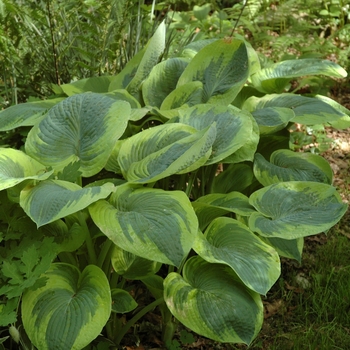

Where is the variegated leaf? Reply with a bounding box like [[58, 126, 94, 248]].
[[89, 184, 198, 267], [25, 93, 131, 177], [22, 263, 111, 350], [20, 180, 115, 227]]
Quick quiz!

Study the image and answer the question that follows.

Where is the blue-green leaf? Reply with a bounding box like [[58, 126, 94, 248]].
[[254, 150, 333, 186], [22, 263, 111, 350], [142, 58, 189, 107], [0, 98, 64, 131], [111, 244, 161, 279], [177, 38, 249, 105], [249, 182, 347, 239], [251, 59, 347, 93], [25, 93, 131, 177], [111, 289, 138, 314], [164, 256, 263, 345], [89, 184, 198, 267], [20, 180, 115, 227], [171, 104, 253, 164], [118, 123, 216, 183], [193, 217, 280, 294]]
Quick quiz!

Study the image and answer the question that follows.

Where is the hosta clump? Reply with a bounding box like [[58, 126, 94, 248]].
[[0, 21, 349, 349]]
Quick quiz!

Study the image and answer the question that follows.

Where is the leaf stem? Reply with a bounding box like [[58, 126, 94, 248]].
[[185, 171, 198, 198], [97, 238, 114, 270], [78, 212, 97, 265], [114, 297, 165, 345]]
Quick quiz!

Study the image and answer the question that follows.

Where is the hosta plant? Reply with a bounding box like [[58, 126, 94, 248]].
[[0, 21, 349, 349]]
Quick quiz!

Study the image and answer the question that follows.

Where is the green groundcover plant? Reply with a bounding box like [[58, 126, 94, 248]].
[[0, 21, 349, 349]]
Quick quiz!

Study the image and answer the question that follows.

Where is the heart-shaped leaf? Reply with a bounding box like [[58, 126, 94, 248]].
[[0, 149, 53, 191], [177, 38, 249, 105], [89, 184, 198, 267], [25, 93, 131, 177], [118, 123, 216, 184], [20, 180, 115, 227], [22, 263, 111, 350], [164, 256, 263, 345], [254, 150, 333, 186], [171, 104, 253, 164], [193, 217, 280, 294], [249, 181, 347, 239]]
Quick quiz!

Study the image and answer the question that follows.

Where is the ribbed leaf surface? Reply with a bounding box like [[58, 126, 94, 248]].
[[254, 150, 333, 186], [251, 59, 347, 93], [20, 180, 114, 227], [118, 123, 216, 183], [22, 263, 111, 350], [172, 104, 252, 164], [164, 256, 263, 345], [89, 184, 198, 267], [25, 93, 130, 177], [193, 217, 280, 295], [249, 182, 347, 239]]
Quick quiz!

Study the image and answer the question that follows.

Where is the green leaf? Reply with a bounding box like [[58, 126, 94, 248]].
[[111, 244, 161, 279], [249, 182, 347, 239], [142, 58, 189, 108], [243, 94, 346, 125], [313, 94, 350, 129], [251, 59, 347, 93], [192, 191, 256, 231], [180, 38, 218, 59], [89, 184, 198, 267], [253, 150, 333, 186], [118, 123, 216, 184], [25, 93, 131, 177], [22, 263, 111, 350], [0, 298, 19, 326], [0, 98, 64, 131], [177, 38, 249, 105], [211, 163, 254, 193], [193, 217, 280, 294], [109, 49, 146, 91], [164, 256, 263, 345], [39, 218, 87, 253], [126, 21, 166, 100], [222, 110, 259, 164], [61, 76, 115, 96], [251, 107, 295, 135], [160, 81, 204, 111], [20, 180, 115, 227], [193, 3, 211, 21], [111, 289, 138, 314], [262, 237, 304, 262], [0, 148, 53, 191], [171, 104, 253, 164]]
